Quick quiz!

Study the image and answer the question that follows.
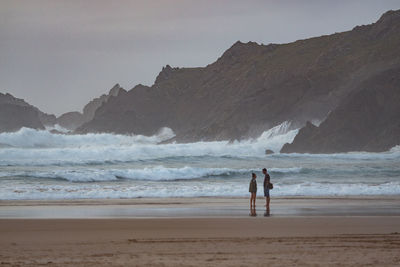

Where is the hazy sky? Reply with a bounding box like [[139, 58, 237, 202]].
[[1, 0, 400, 115]]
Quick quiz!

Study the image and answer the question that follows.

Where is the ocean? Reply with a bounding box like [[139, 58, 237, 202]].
[[0, 122, 399, 200]]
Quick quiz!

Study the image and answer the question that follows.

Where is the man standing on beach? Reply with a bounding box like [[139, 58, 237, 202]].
[[263, 168, 271, 214]]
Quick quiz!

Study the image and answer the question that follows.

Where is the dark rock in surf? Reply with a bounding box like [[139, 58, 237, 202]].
[[265, 149, 274, 155]]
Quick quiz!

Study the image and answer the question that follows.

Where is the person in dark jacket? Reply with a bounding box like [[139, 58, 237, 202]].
[[263, 168, 271, 213], [249, 172, 257, 208]]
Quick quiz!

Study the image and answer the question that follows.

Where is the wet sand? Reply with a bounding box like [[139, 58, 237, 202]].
[[1, 197, 400, 266], [1, 196, 400, 218]]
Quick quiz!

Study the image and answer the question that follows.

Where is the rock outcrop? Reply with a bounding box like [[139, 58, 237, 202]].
[[82, 83, 124, 123], [77, 10, 400, 146], [265, 149, 274, 155], [281, 66, 400, 153], [0, 92, 56, 127], [0, 93, 45, 132], [0, 84, 126, 133], [57, 84, 125, 130], [38, 112, 57, 127]]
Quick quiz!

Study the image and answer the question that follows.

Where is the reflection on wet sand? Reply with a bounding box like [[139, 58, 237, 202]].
[[249, 207, 270, 217], [264, 208, 270, 217], [249, 206, 257, 217]]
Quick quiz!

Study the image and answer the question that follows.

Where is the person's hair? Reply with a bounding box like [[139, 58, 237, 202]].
[[252, 172, 256, 178], [262, 168, 267, 172]]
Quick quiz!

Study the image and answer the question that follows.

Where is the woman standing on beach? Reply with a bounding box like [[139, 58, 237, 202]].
[[249, 173, 257, 208]]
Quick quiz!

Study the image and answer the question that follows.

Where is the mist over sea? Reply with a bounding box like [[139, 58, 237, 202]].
[[0, 122, 399, 200]]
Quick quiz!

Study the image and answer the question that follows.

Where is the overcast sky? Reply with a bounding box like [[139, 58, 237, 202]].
[[1, 0, 400, 115]]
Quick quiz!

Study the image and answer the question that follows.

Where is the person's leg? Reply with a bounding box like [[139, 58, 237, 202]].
[[267, 196, 270, 212], [264, 188, 269, 207], [250, 193, 256, 207]]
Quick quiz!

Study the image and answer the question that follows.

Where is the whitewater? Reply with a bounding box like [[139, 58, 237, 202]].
[[0, 122, 399, 200]]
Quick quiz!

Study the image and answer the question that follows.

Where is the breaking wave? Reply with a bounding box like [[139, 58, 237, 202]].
[[2, 181, 399, 200], [0, 166, 305, 182], [0, 122, 298, 166], [44, 124, 70, 133], [0, 127, 175, 148]]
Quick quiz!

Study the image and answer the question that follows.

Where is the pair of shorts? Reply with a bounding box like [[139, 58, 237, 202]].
[[264, 187, 270, 197]]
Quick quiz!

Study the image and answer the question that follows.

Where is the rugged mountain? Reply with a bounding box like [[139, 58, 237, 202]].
[[0, 92, 56, 128], [0, 92, 45, 132], [82, 84, 124, 122], [0, 84, 125, 133], [77, 10, 400, 143], [281, 66, 400, 153], [57, 84, 125, 130]]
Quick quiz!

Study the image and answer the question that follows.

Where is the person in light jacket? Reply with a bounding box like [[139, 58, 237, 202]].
[[249, 172, 257, 208]]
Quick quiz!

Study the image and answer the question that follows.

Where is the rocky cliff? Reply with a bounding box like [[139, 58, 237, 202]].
[[77, 10, 400, 146], [0, 92, 56, 128], [281, 66, 400, 153], [0, 93, 45, 132], [57, 84, 125, 130]]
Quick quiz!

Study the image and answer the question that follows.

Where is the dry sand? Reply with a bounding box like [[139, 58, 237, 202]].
[[0, 197, 400, 266]]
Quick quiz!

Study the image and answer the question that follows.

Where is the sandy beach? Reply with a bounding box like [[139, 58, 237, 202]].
[[1, 197, 400, 266]]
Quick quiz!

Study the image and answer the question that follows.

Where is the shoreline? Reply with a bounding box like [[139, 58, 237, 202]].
[[2, 195, 399, 204], [1, 196, 399, 218]]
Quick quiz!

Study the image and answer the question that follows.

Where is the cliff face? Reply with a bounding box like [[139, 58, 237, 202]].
[[0, 92, 56, 127], [77, 10, 400, 144], [57, 84, 126, 130], [0, 84, 125, 133], [82, 83, 124, 123], [281, 66, 400, 153], [0, 93, 45, 132]]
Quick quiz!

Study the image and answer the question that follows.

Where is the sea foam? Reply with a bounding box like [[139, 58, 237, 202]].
[[0, 127, 175, 148], [0, 166, 305, 182], [0, 122, 298, 166], [1, 180, 399, 200]]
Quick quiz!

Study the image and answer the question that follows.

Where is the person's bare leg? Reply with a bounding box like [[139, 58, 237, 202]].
[[250, 193, 255, 208], [267, 197, 270, 212]]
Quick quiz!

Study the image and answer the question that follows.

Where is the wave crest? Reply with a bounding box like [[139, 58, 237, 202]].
[[0, 127, 175, 148], [0, 166, 305, 182]]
